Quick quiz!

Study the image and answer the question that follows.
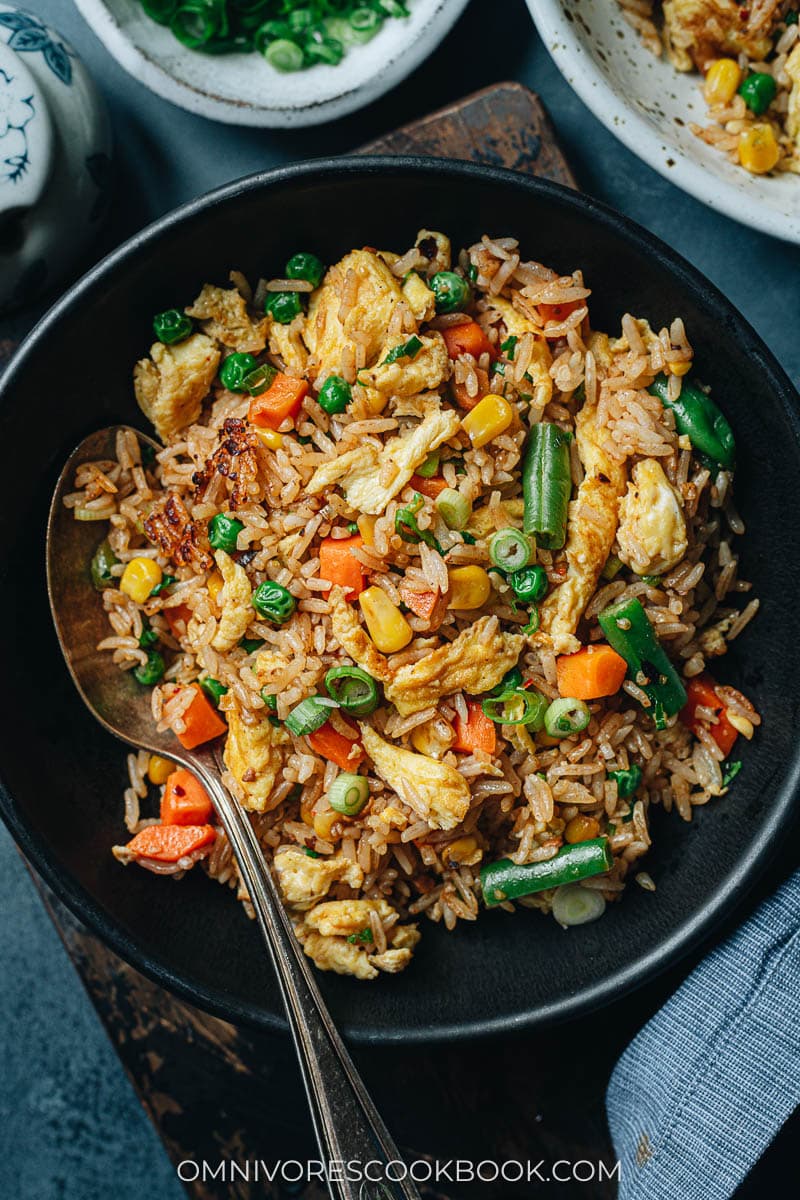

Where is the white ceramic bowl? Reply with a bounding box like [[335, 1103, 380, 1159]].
[[74, 0, 470, 127], [528, 0, 800, 244]]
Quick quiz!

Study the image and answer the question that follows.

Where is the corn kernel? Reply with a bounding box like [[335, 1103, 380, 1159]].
[[669, 360, 692, 377], [447, 565, 491, 611], [365, 387, 389, 415], [313, 808, 342, 841], [738, 124, 780, 174], [704, 58, 742, 106], [357, 514, 377, 547], [207, 570, 225, 604], [254, 426, 282, 450], [148, 754, 174, 786], [120, 556, 162, 604], [461, 394, 514, 449], [443, 835, 481, 866], [564, 815, 601, 844], [359, 586, 412, 653], [410, 717, 455, 759]]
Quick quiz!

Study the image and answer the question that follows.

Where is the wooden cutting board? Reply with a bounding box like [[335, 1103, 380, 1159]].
[[15, 85, 624, 1200]]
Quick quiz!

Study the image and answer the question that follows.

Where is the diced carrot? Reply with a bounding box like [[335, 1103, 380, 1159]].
[[176, 684, 227, 749], [399, 584, 440, 622], [453, 700, 496, 755], [556, 644, 627, 700], [318, 534, 365, 599], [160, 768, 214, 826], [163, 603, 193, 638], [409, 474, 449, 499], [451, 366, 491, 411], [248, 373, 308, 430], [539, 299, 585, 324], [125, 823, 216, 863], [307, 720, 364, 771], [442, 321, 495, 361], [682, 675, 739, 757]]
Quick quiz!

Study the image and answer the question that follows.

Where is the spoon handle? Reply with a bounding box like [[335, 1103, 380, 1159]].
[[189, 749, 421, 1200]]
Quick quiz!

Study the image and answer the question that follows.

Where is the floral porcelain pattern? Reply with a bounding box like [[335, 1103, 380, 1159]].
[[0, 5, 111, 312]]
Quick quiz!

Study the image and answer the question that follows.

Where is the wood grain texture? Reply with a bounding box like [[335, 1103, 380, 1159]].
[[18, 85, 620, 1200], [360, 82, 577, 189]]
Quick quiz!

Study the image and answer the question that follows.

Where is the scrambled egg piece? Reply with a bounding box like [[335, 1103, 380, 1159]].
[[617, 459, 688, 577], [273, 846, 364, 910], [357, 333, 449, 401], [185, 284, 268, 354], [304, 898, 395, 938], [297, 930, 381, 980], [540, 402, 627, 655], [134, 333, 220, 442], [359, 726, 470, 832], [253, 647, 295, 692], [211, 550, 252, 652], [662, 0, 772, 71], [402, 272, 436, 322], [468, 498, 525, 539], [489, 295, 553, 411], [223, 710, 289, 813], [303, 249, 405, 380], [385, 617, 524, 717], [268, 316, 309, 376], [306, 406, 461, 516], [786, 44, 800, 148], [328, 587, 392, 681]]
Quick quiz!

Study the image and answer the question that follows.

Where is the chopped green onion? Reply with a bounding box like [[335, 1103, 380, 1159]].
[[285, 696, 336, 737], [490, 666, 523, 696], [395, 494, 442, 552], [240, 636, 264, 654], [208, 512, 244, 553], [383, 335, 422, 365], [509, 564, 548, 603], [608, 764, 642, 798], [552, 884, 606, 926], [489, 528, 533, 573], [722, 760, 743, 787], [346, 927, 374, 944], [500, 335, 518, 359], [325, 666, 380, 717], [153, 308, 192, 344], [138, 621, 160, 649], [415, 450, 440, 479], [242, 363, 278, 396], [346, 522, 359, 535], [260, 690, 278, 712], [544, 697, 591, 738], [435, 488, 471, 531], [481, 689, 548, 729], [264, 37, 304, 71], [328, 772, 370, 816], [481, 838, 613, 906], [521, 607, 540, 635], [251, 580, 296, 624], [601, 554, 623, 582], [304, 847, 321, 859], [150, 574, 176, 596]]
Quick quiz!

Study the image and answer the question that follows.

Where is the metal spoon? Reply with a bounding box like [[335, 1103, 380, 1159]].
[[47, 427, 421, 1200]]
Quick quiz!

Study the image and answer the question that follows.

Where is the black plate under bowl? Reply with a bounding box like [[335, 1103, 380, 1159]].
[[1, 159, 798, 1043]]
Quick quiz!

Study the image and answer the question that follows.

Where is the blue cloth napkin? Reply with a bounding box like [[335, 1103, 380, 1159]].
[[606, 870, 800, 1199]]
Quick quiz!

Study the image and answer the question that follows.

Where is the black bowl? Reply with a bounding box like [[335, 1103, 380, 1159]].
[[2, 159, 798, 1043]]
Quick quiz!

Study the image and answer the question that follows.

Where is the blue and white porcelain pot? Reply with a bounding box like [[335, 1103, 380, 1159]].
[[0, 5, 111, 312]]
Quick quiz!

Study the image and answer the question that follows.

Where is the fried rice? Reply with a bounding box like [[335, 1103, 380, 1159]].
[[617, 1, 800, 175], [64, 228, 760, 981]]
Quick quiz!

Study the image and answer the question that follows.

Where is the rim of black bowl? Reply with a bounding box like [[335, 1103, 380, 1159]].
[[1, 157, 798, 1044]]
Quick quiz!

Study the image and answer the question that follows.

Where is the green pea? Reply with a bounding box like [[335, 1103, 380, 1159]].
[[317, 375, 352, 415], [252, 580, 296, 624], [153, 309, 192, 345], [738, 72, 777, 115], [264, 291, 302, 324], [200, 677, 228, 707], [220, 352, 258, 393], [510, 565, 548, 603], [90, 539, 119, 590], [138, 620, 160, 649], [429, 271, 472, 314], [133, 650, 165, 686], [285, 252, 325, 288], [240, 637, 265, 654], [208, 513, 245, 554]]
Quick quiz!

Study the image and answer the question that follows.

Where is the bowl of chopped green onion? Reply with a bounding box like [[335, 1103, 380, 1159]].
[[73, 0, 470, 126]]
